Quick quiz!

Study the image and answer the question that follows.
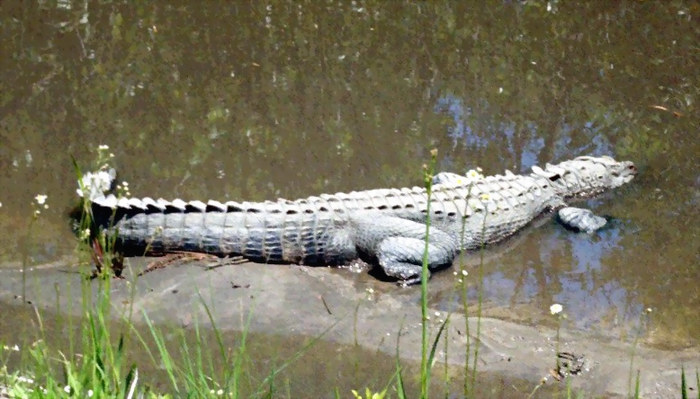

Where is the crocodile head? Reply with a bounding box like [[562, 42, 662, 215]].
[[532, 155, 637, 198]]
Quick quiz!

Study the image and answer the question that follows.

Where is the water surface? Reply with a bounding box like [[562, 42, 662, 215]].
[[1, 0, 697, 371]]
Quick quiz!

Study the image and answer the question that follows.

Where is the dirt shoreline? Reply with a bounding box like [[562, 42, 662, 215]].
[[1, 258, 697, 398]]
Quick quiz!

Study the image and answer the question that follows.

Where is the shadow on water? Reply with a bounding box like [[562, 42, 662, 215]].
[[0, 0, 698, 394]]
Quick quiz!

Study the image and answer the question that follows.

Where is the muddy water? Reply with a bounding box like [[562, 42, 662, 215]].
[[0, 1, 698, 396]]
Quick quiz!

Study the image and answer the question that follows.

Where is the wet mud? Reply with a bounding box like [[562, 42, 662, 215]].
[[1, 258, 696, 398]]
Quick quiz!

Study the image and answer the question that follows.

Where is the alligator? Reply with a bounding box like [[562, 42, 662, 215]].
[[81, 155, 637, 284]]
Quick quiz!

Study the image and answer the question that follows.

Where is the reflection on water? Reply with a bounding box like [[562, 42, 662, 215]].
[[0, 1, 697, 351]]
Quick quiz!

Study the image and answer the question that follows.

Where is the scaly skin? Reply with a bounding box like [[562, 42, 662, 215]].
[[87, 156, 636, 284]]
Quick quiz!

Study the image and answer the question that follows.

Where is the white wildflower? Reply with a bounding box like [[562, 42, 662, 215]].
[[88, 389, 94, 397], [77, 169, 116, 201], [461, 270, 468, 276], [34, 194, 47, 205], [98, 144, 109, 151], [466, 169, 483, 180], [217, 389, 224, 395], [550, 304, 563, 315], [17, 375, 34, 384], [63, 385, 71, 393]]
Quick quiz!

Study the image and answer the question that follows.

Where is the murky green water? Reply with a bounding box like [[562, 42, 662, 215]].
[[1, 0, 698, 389]]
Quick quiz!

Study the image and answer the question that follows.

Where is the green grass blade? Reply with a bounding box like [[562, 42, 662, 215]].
[[141, 310, 180, 393], [428, 316, 450, 373], [680, 365, 687, 399], [395, 324, 407, 399], [252, 316, 343, 397]]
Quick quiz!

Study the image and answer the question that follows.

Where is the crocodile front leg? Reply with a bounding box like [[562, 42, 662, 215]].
[[557, 207, 608, 233], [349, 214, 459, 285]]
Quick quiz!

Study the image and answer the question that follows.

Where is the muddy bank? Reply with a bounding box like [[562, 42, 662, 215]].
[[0, 259, 697, 398]]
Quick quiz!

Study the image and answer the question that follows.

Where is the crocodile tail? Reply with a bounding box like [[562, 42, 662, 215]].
[[80, 194, 326, 264]]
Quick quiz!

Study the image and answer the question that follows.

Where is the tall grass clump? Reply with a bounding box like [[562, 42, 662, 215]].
[[391, 149, 477, 399], [0, 145, 328, 397], [417, 149, 450, 399]]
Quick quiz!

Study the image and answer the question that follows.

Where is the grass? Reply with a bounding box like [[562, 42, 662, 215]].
[[0, 147, 695, 398]]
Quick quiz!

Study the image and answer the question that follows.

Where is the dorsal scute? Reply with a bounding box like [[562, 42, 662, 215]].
[[185, 200, 206, 212], [114, 197, 129, 209], [432, 189, 452, 202], [94, 194, 118, 208], [143, 197, 163, 211], [334, 192, 350, 200], [545, 163, 566, 175], [531, 165, 558, 179], [169, 199, 187, 211], [206, 200, 226, 212], [127, 197, 146, 210], [156, 198, 172, 208], [237, 201, 261, 213], [260, 200, 283, 213], [224, 201, 244, 212]]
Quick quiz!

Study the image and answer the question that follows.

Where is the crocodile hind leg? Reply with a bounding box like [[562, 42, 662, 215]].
[[349, 214, 459, 285], [377, 236, 458, 285]]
